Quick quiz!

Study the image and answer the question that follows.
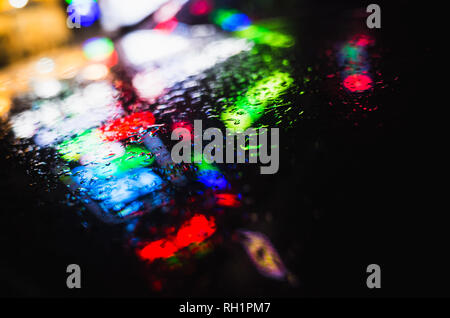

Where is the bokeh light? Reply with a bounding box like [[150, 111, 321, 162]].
[[68, 0, 100, 27], [343, 74, 373, 92], [8, 0, 28, 9]]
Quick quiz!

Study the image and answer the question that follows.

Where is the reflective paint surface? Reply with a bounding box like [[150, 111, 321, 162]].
[[0, 1, 415, 297]]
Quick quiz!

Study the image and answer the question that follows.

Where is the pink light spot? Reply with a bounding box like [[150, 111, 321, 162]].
[[190, 0, 213, 16], [343, 74, 373, 92]]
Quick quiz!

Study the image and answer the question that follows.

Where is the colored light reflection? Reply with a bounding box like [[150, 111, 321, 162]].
[[234, 25, 294, 48], [80, 140, 124, 165], [80, 63, 109, 81], [343, 74, 372, 92], [99, 111, 156, 142], [72, 167, 164, 211], [190, 0, 213, 16], [98, 0, 170, 32], [11, 81, 121, 142], [124, 28, 252, 97], [221, 71, 293, 131], [154, 17, 178, 33], [68, 0, 100, 27], [337, 35, 374, 94], [212, 10, 294, 48], [132, 71, 167, 101], [139, 215, 216, 262], [212, 9, 251, 32], [215, 193, 240, 207], [240, 230, 287, 280], [194, 154, 229, 190], [198, 169, 228, 190], [119, 30, 189, 66], [57, 129, 103, 161], [32, 79, 62, 99], [83, 37, 115, 62], [153, 0, 186, 23], [109, 145, 155, 175]]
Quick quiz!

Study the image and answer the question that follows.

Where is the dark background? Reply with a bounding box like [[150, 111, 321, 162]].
[[0, 0, 443, 297]]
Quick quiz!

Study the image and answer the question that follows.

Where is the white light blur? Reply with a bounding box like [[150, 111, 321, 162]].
[[80, 141, 125, 165], [36, 101, 63, 127], [35, 58, 55, 74], [72, 0, 95, 15], [11, 111, 39, 139], [34, 129, 59, 146], [182, 38, 253, 77], [190, 24, 217, 37], [119, 30, 189, 67], [99, 0, 170, 32], [132, 70, 166, 102], [131, 34, 253, 97], [32, 79, 62, 99], [153, 0, 187, 23], [9, 0, 28, 9], [11, 81, 123, 146], [83, 81, 117, 107], [80, 63, 109, 81]]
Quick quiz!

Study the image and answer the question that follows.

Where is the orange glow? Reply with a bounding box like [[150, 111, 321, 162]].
[[0, 93, 11, 117]]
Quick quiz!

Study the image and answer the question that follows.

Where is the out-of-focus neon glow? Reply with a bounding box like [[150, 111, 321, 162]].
[[337, 35, 375, 95], [79, 140, 124, 165], [172, 121, 192, 139], [119, 30, 189, 66], [11, 111, 39, 139], [340, 43, 362, 64], [194, 153, 229, 190], [57, 129, 104, 161], [246, 71, 294, 104], [109, 145, 155, 175], [35, 101, 62, 127], [57, 127, 126, 164], [172, 37, 252, 81], [215, 193, 240, 207], [35, 58, 55, 74], [118, 201, 144, 218], [34, 82, 122, 146], [234, 25, 295, 48], [343, 74, 372, 92], [221, 71, 293, 131], [212, 10, 294, 48], [351, 34, 373, 47], [132, 71, 166, 101], [197, 169, 228, 190], [153, 0, 187, 23], [83, 37, 115, 62], [240, 230, 287, 280], [72, 145, 154, 178], [212, 9, 251, 32], [11, 82, 121, 143], [190, 0, 213, 16], [80, 63, 109, 81], [220, 108, 254, 133], [32, 79, 62, 99], [0, 94, 11, 117], [99, 111, 156, 142], [127, 30, 252, 96], [154, 17, 178, 33], [72, 167, 164, 211], [139, 215, 216, 262], [98, 0, 169, 32], [8, 0, 28, 9], [69, 0, 100, 27]]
